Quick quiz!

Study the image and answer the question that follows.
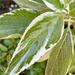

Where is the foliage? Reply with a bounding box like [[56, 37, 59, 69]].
[[0, 38, 46, 75], [0, 0, 75, 75], [0, 38, 19, 75], [0, 0, 18, 15]]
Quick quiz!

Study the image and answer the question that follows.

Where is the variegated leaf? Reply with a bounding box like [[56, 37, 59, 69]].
[[45, 29, 74, 75], [4, 12, 64, 75], [43, 0, 74, 12], [13, 0, 51, 12], [0, 8, 40, 39], [33, 0, 44, 3], [43, 0, 64, 11]]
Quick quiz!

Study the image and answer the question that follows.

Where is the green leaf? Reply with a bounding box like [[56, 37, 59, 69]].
[[72, 29, 75, 35], [6, 54, 12, 64], [37, 49, 51, 62], [64, 0, 74, 5], [69, 65, 75, 73], [45, 29, 74, 75], [0, 8, 40, 39], [43, 0, 64, 11], [43, 0, 74, 12], [33, 0, 44, 3], [0, 44, 8, 51], [13, 0, 51, 13], [69, 2, 75, 17], [3, 39, 13, 46], [70, 35, 75, 67], [64, 0, 74, 12], [4, 12, 64, 75]]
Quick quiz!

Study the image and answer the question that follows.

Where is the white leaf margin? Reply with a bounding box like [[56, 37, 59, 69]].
[[1, 34, 21, 39], [65, 30, 74, 75], [13, 12, 62, 57], [5, 12, 64, 75], [37, 29, 74, 62], [43, 0, 74, 12], [60, 0, 74, 4], [70, 30, 74, 55], [43, 0, 59, 11], [0, 8, 37, 39]]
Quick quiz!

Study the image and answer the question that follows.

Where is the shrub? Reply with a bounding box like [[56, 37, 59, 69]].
[[0, 0, 75, 75]]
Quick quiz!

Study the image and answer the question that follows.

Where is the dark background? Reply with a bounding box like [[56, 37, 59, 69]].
[[0, 0, 19, 14]]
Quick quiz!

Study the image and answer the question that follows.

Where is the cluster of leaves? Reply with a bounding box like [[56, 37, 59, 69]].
[[0, 0, 75, 75], [0, 0, 18, 15], [0, 38, 19, 75], [23, 61, 47, 75]]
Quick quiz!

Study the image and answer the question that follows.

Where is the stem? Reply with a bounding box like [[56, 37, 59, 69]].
[[64, 13, 75, 23], [64, 19, 75, 23], [68, 17, 71, 30]]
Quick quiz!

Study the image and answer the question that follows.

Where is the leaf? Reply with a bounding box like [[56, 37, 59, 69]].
[[45, 29, 74, 75], [0, 44, 8, 51], [13, 0, 51, 13], [43, 0, 74, 12], [69, 2, 75, 17], [33, 0, 44, 3], [64, 0, 74, 5], [64, 0, 74, 12], [38, 29, 75, 62], [72, 29, 75, 35], [0, 53, 7, 59], [4, 12, 64, 75], [70, 35, 75, 67], [0, 8, 40, 39], [37, 49, 51, 62], [68, 65, 75, 73], [43, 0, 64, 11]]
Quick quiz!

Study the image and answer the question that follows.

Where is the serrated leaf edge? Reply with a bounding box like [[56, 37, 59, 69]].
[[0, 8, 37, 19]]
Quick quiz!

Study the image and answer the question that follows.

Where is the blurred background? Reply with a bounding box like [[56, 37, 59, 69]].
[[0, 0, 19, 14]]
